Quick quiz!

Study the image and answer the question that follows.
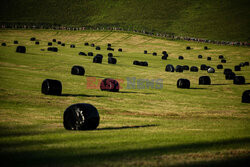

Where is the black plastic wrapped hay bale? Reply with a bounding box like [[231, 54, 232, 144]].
[[224, 69, 232, 75], [96, 54, 103, 59], [108, 57, 117, 64], [57, 41, 61, 45], [152, 52, 157, 56], [30, 37, 36, 41], [198, 55, 202, 59], [242, 90, 250, 103], [183, 65, 189, 71], [162, 55, 168, 60], [133, 60, 140, 65], [176, 65, 183, 72], [140, 61, 148, 66], [225, 72, 235, 80], [162, 51, 167, 55], [107, 43, 111, 47], [190, 66, 198, 72], [144, 50, 147, 54], [70, 44, 75, 48], [107, 47, 114, 51], [63, 103, 100, 130], [14, 40, 18, 44], [219, 55, 224, 59], [207, 67, 215, 73], [88, 52, 93, 56], [244, 62, 249, 66], [217, 64, 223, 69], [239, 63, 245, 67], [1, 43, 6, 46], [118, 48, 122, 52], [93, 55, 102, 64], [100, 78, 119, 92], [201, 64, 208, 70], [61, 43, 65, 46], [41, 79, 62, 95], [207, 57, 211, 61], [47, 47, 58, 52], [234, 65, 241, 71], [91, 44, 95, 47], [96, 46, 101, 50], [16, 46, 26, 53], [79, 52, 87, 56], [84, 42, 89, 46], [178, 56, 184, 60], [108, 53, 113, 57], [233, 76, 245, 85], [204, 46, 208, 50], [48, 42, 52, 46], [52, 39, 56, 42], [165, 64, 175, 72], [71, 66, 85, 76], [186, 46, 191, 50], [221, 59, 226, 63], [199, 76, 211, 85], [35, 41, 39, 45], [177, 79, 190, 89]]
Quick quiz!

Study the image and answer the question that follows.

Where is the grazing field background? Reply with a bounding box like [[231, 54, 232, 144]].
[[0, 29, 250, 166], [0, 0, 250, 42]]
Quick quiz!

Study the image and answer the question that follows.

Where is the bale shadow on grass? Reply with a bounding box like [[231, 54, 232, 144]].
[[61, 94, 106, 98], [97, 124, 158, 131]]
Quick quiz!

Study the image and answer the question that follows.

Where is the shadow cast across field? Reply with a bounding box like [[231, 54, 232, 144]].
[[97, 124, 158, 131], [61, 94, 106, 98]]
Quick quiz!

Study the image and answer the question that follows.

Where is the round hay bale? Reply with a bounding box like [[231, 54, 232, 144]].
[[16, 46, 26, 53], [198, 55, 202, 59], [207, 57, 211, 61], [190, 66, 198, 72], [234, 65, 241, 71], [178, 56, 184, 60], [183, 65, 189, 71], [144, 50, 147, 54], [96, 54, 103, 59], [242, 90, 250, 103], [70, 44, 75, 48], [177, 79, 190, 89], [47, 47, 58, 52], [108, 57, 117, 64], [207, 67, 215, 73], [108, 53, 113, 57], [244, 62, 249, 66], [161, 55, 168, 60], [88, 52, 93, 56], [100, 78, 119, 92], [221, 59, 226, 63], [71, 66, 85, 76], [1, 43, 6, 46], [84, 42, 89, 46], [133, 60, 140, 65], [162, 51, 167, 55], [35, 41, 39, 45], [199, 76, 211, 85], [57, 41, 61, 45], [224, 68, 232, 75], [48, 42, 52, 46], [219, 55, 224, 59], [233, 76, 245, 85], [239, 62, 245, 67], [61, 43, 65, 46], [107, 43, 111, 47], [118, 48, 122, 52], [217, 64, 223, 69], [186, 46, 191, 50], [41, 79, 62, 95], [201, 64, 208, 70], [79, 52, 87, 56], [30, 37, 36, 41], [176, 65, 183, 72], [63, 103, 100, 130], [14, 40, 18, 44], [204, 46, 208, 50], [225, 72, 235, 80], [107, 47, 114, 51], [93, 55, 102, 63], [165, 64, 175, 72], [52, 39, 56, 42], [140, 61, 148, 66], [152, 52, 157, 56], [91, 44, 95, 47], [96, 46, 101, 50]]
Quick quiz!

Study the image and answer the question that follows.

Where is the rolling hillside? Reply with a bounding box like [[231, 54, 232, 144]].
[[0, 0, 250, 42]]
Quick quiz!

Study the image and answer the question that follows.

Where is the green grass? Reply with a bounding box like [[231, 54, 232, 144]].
[[0, 0, 250, 42], [0, 29, 250, 167]]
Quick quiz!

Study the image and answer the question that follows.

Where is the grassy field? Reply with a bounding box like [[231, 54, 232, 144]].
[[0, 29, 250, 167], [1, 0, 250, 42]]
